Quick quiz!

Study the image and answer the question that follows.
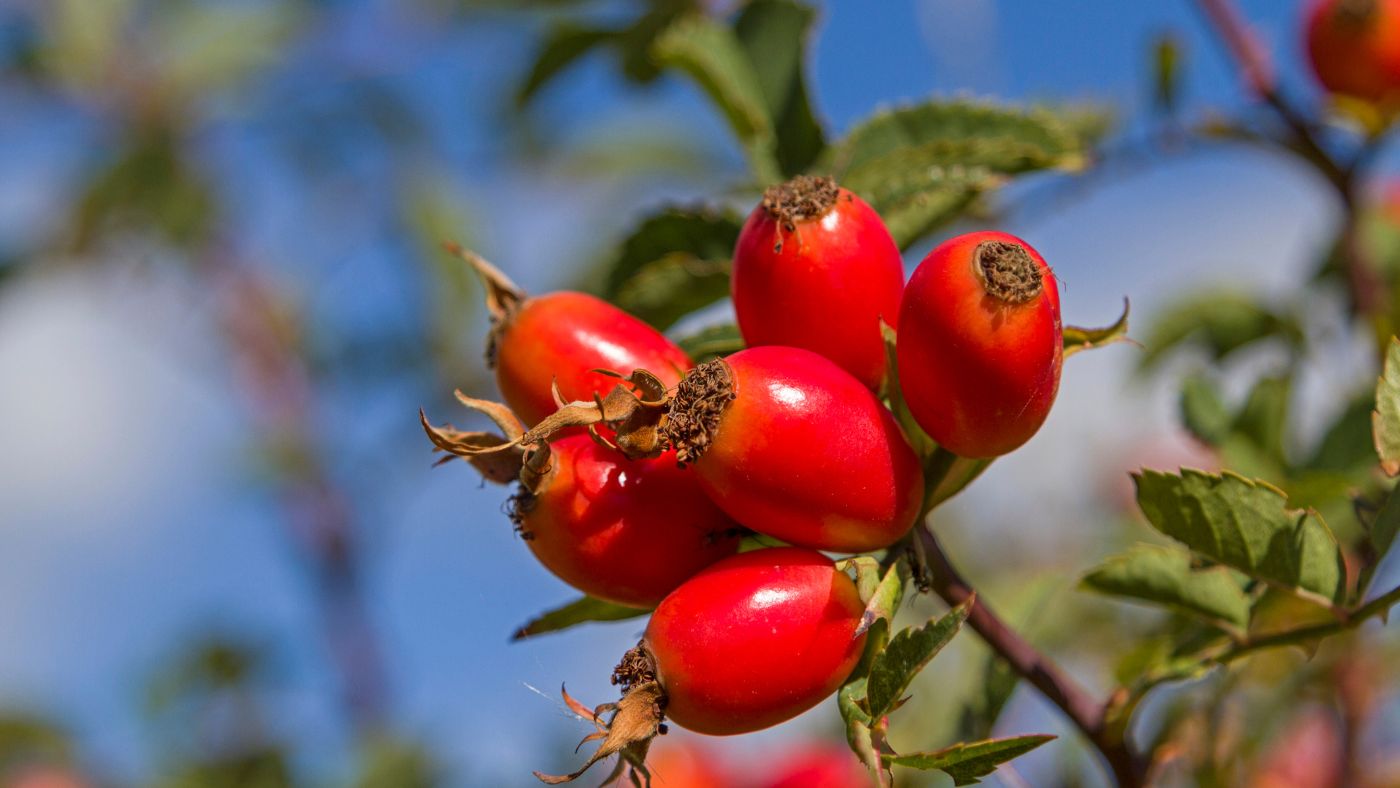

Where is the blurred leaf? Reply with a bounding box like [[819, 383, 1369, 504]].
[[1375, 337, 1400, 476], [1134, 469, 1346, 605], [44, 0, 137, 89], [866, 598, 970, 720], [1363, 483, 1400, 595], [956, 653, 1018, 742], [604, 208, 741, 329], [882, 735, 1056, 786], [675, 323, 744, 362], [511, 596, 648, 641], [1152, 33, 1181, 116], [651, 14, 782, 183], [402, 175, 482, 384], [155, 4, 303, 100], [1139, 293, 1301, 370], [1180, 374, 1231, 446], [1234, 375, 1291, 465], [158, 749, 292, 788], [1306, 390, 1378, 474], [0, 715, 71, 765], [1063, 298, 1132, 357], [1082, 543, 1250, 633], [355, 736, 437, 788], [516, 24, 618, 106], [822, 100, 1097, 248], [73, 127, 215, 250], [733, 0, 825, 175]]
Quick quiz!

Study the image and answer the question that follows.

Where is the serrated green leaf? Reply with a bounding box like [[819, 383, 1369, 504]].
[[603, 208, 741, 329], [510, 596, 648, 641], [882, 735, 1055, 786], [1180, 375, 1231, 446], [675, 323, 744, 363], [1374, 337, 1400, 476], [651, 15, 781, 183], [1134, 469, 1346, 605], [1082, 543, 1250, 632], [855, 561, 906, 638], [866, 599, 970, 720], [820, 101, 1097, 247], [1139, 293, 1301, 370], [733, 0, 825, 175], [1063, 298, 1132, 357], [515, 24, 618, 107]]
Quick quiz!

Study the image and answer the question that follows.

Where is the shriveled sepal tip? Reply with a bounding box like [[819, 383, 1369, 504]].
[[442, 242, 526, 370], [420, 396, 557, 493], [533, 660, 667, 787]]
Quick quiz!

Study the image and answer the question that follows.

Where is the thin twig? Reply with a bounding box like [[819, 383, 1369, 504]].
[[915, 525, 1147, 788]]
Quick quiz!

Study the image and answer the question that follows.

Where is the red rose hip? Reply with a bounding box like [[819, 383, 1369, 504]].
[[897, 231, 1062, 458], [1305, 0, 1400, 104], [732, 176, 904, 389], [448, 244, 693, 426], [642, 547, 867, 735], [664, 346, 924, 553]]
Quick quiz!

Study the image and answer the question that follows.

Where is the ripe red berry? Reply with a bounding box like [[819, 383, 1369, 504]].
[[642, 547, 866, 735], [1305, 0, 1400, 104], [758, 746, 874, 788], [663, 346, 924, 553], [449, 245, 693, 426], [732, 176, 904, 389], [515, 434, 741, 608], [897, 231, 1062, 458]]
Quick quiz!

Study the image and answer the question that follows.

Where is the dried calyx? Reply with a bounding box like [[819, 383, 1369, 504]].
[[420, 394, 553, 492], [443, 242, 526, 370], [762, 174, 839, 232], [974, 240, 1043, 305], [534, 644, 667, 786]]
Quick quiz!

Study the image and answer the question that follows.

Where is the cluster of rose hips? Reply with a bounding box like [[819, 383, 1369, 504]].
[[423, 175, 1062, 784]]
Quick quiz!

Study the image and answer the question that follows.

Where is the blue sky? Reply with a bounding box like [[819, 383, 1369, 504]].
[[0, 1, 1393, 786]]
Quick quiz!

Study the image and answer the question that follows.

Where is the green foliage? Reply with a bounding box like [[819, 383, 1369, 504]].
[[1063, 299, 1132, 358], [516, 25, 619, 107], [1134, 469, 1346, 605], [820, 100, 1099, 248], [866, 599, 970, 720], [1082, 543, 1251, 633], [1375, 337, 1400, 476], [1363, 485, 1400, 594], [1180, 375, 1232, 446], [882, 735, 1056, 786], [733, 0, 826, 175], [1139, 292, 1302, 369], [675, 323, 744, 362], [956, 653, 1019, 742], [651, 15, 783, 183], [511, 596, 649, 641], [603, 208, 742, 329]]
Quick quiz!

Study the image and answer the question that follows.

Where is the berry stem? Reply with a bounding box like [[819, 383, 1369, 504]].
[[913, 524, 1147, 787]]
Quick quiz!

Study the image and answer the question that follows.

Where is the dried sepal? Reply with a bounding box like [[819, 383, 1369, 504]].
[[453, 391, 527, 441], [442, 242, 525, 369], [419, 409, 524, 485], [533, 682, 665, 786]]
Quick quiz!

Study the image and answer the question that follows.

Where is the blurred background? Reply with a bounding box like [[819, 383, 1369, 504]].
[[1, 0, 1398, 786]]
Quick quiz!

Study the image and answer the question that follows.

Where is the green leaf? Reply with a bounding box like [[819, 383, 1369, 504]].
[[651, 15, 781, 183], [1139, 293, 1301, 370], [882, 735, 1056, 786], [1063, 298, 1132, 357], [821, 100, 1097, 247], [837, 678, 883, 783], [1363, 483, 1400, 594], [1233, 375, 1292, 464], [880, 321, 935, 455], [511, 596, 648, 641], [603, 208, 741, 329], [1134, 469, 1346, 605], [1180, 375, 1231, 446], [515, 24, 618, 107], [866, 599, 970, 720], [733, 0, 826, 175], [1374, 337, 1400, 476], [1151, 34, 1182, 116], [1306, 390, 1378, 475], [855, 561, 906, 638], [1082, 543, 1251, 632], [675, 323, 744, 363]]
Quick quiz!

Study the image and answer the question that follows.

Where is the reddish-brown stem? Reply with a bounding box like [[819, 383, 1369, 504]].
[[916, 526, 1146, 788], [1193, 0, 1389, 321]]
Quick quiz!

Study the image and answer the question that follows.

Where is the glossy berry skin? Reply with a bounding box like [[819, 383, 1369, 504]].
[[732, 187, 904, 389], [686, 346, 924, 553], [522, 434, 740, 608], [644, 548, 866, 736], [496, 292, 693, 426], [897, 231, 1062, 458], [1305, 0, 1400, 103]]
